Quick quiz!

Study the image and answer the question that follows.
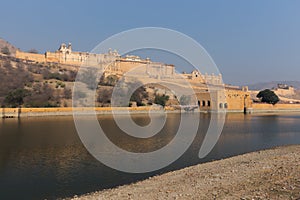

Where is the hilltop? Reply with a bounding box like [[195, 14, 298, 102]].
[[0, 38, 18, 56]]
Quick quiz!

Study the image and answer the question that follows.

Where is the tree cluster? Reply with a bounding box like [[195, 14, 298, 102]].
[[154, 94, 169, 107], [0, 61, 33, 99], [257, 89, 279, 105]]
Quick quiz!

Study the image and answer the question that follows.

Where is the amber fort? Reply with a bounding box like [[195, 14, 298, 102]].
[[14, 43, 296, 113]]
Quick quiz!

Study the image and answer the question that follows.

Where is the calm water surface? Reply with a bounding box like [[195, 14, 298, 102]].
[[0, 112, 299, 199]]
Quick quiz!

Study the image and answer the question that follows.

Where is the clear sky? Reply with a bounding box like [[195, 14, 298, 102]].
[[0, 0, 299, 85]]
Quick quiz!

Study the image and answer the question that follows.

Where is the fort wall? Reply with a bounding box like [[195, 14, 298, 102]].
[[182, 70, 223, 85], [15, 46, 176, 78], [16, 50, 46, 63], [252, 103, 300, 112], [274, 87, 295, 96], [195, 88, 252, 112], [0, 107, 163, 118], [225, 89, 252, 111]]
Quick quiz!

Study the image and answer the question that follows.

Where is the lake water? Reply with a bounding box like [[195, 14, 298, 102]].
[[0, 112, 299, 199]]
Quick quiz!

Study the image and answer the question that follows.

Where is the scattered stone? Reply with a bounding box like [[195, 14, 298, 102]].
[[68, 145, 300, 200]]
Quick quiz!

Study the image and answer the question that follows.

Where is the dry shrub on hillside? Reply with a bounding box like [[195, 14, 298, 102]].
[[0, 61, 33, 97], [24, 83, 59, 107]]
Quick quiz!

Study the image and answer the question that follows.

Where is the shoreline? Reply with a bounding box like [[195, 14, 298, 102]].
[[69, 145, 300, 200], [2, 106, 300, 118]]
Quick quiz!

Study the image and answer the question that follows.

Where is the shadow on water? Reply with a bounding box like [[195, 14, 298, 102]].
[[0, 113, 299, 199]]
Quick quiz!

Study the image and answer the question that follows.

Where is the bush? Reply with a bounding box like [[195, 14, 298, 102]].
[[55, 81, 65, 88], [24, 83, 59, 107], [129, 82, 148, 106], [64, 88, 72, 99], [0, 62, 33, 97], [27, 49, 39, 54], [42, 69, 76, 82], [28, 64, 43, 74], [154, 94, 169, 107], [1, 46, 10, 55], [4, 88, 29, 107], [97, 88, 112, 104], [99, 75, 119, 86]]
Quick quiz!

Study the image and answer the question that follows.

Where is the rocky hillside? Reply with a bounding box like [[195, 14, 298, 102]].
[[0, 38, 18, 56], [248, 81, 300, 90], [0, 54, 77, 107], [0, 54, 175, 108], [0, 39, 191, 109]]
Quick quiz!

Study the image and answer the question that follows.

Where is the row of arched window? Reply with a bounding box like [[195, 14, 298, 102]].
[[198, 100, 211, 107], [198, 100, 228, 109], [219, 103, 228, 109]]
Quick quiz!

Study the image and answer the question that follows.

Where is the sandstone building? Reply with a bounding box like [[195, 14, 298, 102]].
[[273, 84, 295, 97]]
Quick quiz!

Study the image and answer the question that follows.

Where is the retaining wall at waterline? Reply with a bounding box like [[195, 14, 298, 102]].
[[251, 103, 300, 112], [0, 107, 167, 118], [2, 103, 300, 118]]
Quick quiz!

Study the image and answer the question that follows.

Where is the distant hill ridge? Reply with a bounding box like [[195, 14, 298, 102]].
[[0, 38, 18, 56], [248, 81, 300, 90]]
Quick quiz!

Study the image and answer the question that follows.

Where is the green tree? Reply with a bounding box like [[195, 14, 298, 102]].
[[24, 84, 59, 107], [63, 88, 72, 99], [256, 89, 279, 105], [97, 88, 112, 104], [1, 46, 10, 55], [4, 88, 28, 107], [154, 94, 169, 107], [129, 82, 148, 106], [100, 75, 119, 86]]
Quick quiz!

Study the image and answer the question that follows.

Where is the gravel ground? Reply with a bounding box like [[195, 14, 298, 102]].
[[70, 145, 300, 200]]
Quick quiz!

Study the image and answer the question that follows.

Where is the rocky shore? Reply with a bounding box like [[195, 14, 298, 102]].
[[70, 145, 300, 200]]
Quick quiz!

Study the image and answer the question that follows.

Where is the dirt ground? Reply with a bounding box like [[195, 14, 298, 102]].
[[70, 145, 300, 200]]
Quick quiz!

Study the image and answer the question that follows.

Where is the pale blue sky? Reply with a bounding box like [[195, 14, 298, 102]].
[[1, 0, 299, 85]]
